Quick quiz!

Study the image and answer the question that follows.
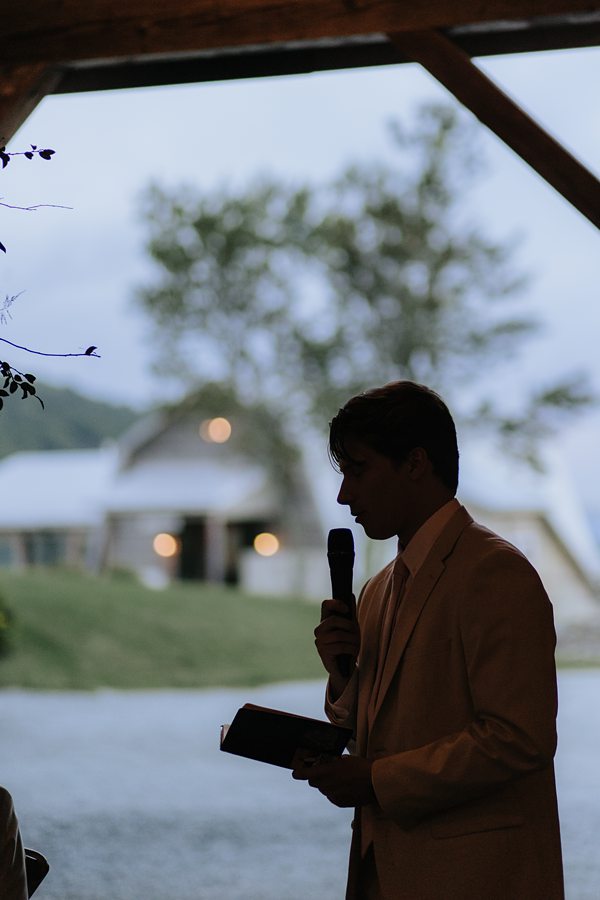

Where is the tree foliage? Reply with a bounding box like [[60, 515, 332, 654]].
[[137, 103, 592, 461]]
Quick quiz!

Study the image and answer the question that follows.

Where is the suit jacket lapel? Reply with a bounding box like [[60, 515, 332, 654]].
[[370, 505, 473, 728]]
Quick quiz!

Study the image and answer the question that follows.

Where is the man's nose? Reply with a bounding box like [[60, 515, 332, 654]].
[[337, 480, 350, 506]]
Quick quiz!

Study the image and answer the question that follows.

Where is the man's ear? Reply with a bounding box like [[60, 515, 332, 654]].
[[406, 447, 429, 481]]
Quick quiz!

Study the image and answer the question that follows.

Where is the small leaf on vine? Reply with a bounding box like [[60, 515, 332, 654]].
[[0, 242, 5, 253], [24, 152, 34, 160], [31, 145, 37, 150], [24, 373, 36, 383], [39, 149, 55, 160], [84, 345, 97, 355]]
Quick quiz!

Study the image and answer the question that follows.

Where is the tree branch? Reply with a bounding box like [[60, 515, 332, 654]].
[[0, 337, 100, 358], [0, 198, 73, 211]]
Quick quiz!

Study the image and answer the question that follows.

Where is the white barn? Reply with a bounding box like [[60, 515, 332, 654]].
[[0, 409, 598, 639]]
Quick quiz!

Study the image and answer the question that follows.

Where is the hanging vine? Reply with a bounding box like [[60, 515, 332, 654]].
[[0, 144, 99, 410]]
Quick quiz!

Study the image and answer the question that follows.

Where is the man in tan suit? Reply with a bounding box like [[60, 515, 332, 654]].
[[293, 381, 564, 899]]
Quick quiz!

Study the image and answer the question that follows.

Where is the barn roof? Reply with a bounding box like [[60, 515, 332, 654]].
[[458, 441, 600, 585], [0, 446, 277, 525], [0, 448, 116, 529], [105, 457, 277, 518]]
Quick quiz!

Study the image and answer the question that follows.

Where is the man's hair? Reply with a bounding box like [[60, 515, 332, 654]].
[[328, 381, 459, 494]]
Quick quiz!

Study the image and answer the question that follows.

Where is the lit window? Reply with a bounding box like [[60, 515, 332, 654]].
[[199, 417, 232, 443], [253, 532, 280, 557], [153, 533, 179, 558]]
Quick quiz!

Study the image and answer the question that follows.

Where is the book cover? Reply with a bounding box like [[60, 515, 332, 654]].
[[220, 703, 353, 769]]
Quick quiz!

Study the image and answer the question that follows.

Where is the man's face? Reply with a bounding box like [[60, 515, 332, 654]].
[[336, 439, 416, 542]]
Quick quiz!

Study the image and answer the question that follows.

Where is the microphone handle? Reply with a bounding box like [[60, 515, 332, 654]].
[[328, 559, 355, 678], [337, 651, 353, 678]]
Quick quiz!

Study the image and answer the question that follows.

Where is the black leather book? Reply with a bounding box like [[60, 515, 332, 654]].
[[220, 703, 353, 769]]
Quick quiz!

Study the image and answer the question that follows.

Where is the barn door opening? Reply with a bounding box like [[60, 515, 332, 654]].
[[178, 518, 206, 580]]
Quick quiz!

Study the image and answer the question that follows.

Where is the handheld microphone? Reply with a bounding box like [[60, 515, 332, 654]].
[[327, 528, 356, 677]]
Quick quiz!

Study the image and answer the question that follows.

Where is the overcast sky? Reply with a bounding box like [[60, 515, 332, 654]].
[[1, 45, 599, 502]]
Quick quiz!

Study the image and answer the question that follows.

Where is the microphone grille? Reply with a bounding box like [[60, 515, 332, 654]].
[[328, 528, 354, 553]]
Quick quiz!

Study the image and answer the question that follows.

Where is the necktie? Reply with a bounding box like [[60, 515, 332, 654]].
[[387, 553, 410, 643]]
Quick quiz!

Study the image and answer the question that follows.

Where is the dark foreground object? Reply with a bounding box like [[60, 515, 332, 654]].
[[25, 849, 49, 897]]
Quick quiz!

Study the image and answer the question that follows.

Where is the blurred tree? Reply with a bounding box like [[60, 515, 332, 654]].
[[136, 103, 592, 462]]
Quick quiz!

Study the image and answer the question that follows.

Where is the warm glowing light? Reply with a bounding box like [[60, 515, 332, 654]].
[[200, 417, 232, 443], [153, 533, 179, 558], [253, 532, 280, 557]]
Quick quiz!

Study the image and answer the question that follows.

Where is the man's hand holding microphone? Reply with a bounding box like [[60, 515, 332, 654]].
[[314, 596, 360, 702], [293, 529, 375, 809]]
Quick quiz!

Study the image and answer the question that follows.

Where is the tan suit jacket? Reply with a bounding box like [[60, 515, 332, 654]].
[[327, 505, 564, 900]]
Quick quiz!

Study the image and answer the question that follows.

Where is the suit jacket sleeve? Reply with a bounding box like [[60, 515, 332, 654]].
[[371, 547, 558, 826], [325, 670, 358, 730]]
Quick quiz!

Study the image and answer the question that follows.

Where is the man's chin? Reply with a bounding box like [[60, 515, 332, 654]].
[[361, 523, 395, 541]]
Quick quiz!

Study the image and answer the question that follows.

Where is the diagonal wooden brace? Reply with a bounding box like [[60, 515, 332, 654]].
[[388, 29, 600, 231]]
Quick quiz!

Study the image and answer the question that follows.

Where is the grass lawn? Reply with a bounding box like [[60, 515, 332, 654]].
[[0, 569, 325, 690]]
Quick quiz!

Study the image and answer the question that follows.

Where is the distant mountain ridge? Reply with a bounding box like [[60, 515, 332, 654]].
[[0, 382, 138, 458]]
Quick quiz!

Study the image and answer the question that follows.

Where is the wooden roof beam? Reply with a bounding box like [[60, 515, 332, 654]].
[[1, 0, 595, 66], [388, 29, 600, 231], [0, 65, 61, 146], [49, 17, 600, 96]]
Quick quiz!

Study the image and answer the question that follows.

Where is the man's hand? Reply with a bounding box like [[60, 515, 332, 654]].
[[315, 598, 360, 698], [292, 755, 375, 808]]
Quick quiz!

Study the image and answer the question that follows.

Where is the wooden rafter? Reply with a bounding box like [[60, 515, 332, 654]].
[[49, 17, 600, 96], [0, 0, 594, 66], [388, 30, 600, 230]]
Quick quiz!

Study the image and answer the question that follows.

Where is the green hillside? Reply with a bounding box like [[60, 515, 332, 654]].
[[0, 382, 138, 457], [0, 569, 594, 689], [0, 569, 324, 689]]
